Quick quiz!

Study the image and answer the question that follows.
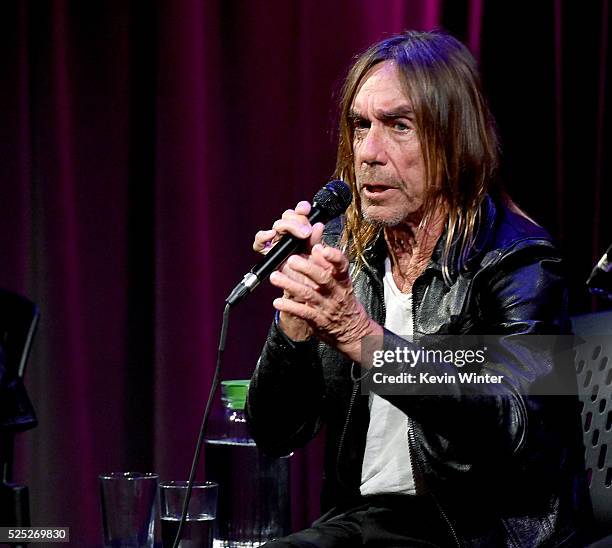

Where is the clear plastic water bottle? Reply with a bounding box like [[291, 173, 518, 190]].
[[205, 380, 291, 548]]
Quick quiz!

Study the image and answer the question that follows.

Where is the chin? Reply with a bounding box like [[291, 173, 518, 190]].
[[362, 205, 408, 227]]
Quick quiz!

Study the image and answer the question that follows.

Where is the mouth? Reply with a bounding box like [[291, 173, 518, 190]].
[[362, 183, 398, 197]]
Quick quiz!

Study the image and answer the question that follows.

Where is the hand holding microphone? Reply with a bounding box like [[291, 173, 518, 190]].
[[225, 180, 352, 307], [253, 201, 326, 340], [252, 201, 324, 257], [225, 179, 379, 363]]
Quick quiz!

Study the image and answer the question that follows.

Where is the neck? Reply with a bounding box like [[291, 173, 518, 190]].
[[383, 207, 446, 293]]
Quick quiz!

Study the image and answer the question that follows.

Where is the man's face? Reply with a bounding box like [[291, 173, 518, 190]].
[[351, 61, 426, 226]]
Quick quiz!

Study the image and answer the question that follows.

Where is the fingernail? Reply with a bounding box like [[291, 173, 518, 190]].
[[302, 227, 312, 236]]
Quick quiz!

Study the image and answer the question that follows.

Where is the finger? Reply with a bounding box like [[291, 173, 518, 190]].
[[272, 218, 313, 239], [277, 259, 319, 289], [294, 201, 311, 216], [309, 241, 333, 271], [253, 229, 278, 252], [280, 208, 306, 221], [281, 209, 314, 239], [309, 249, 331, 270], [273, 296, 318, 323], [270, 271, 323, 305], [306, 222, 325, 250], [286, 254, 334, 288], [315, 244, 350, 276]]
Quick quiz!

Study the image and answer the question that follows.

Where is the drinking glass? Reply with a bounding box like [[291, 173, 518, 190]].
[[99, 472, 159, 548], [159, 481, 218, 548]]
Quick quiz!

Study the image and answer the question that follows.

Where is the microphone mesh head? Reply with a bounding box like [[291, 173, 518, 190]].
[[312, 180, 352, 221]]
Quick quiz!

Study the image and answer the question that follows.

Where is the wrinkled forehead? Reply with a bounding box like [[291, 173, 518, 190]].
[[351, 60, 414, 115]]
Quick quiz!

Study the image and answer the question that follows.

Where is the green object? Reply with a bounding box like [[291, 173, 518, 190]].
[[221, 380, 250, 410]]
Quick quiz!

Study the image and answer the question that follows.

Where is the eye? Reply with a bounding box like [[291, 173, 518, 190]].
[[351, 117, 370, 133], [392, 120, 412, 132]]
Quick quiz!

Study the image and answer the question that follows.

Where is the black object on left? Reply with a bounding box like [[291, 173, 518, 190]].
[[0, 288, 40, 534]]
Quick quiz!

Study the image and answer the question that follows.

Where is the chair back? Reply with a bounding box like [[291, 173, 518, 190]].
[[572, 311, 612, 533]]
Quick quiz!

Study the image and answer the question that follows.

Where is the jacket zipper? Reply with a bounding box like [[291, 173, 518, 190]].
[[336, 263, 384, 488], [408, 417, 462, 548], [336, 381, 359, 488], [408, 280, 462, 547]]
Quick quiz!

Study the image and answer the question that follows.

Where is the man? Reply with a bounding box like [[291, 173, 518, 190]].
[[246, 31, 592, 547]]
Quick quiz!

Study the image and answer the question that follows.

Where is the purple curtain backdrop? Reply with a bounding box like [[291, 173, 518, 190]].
[[0, 0, 610, 545]]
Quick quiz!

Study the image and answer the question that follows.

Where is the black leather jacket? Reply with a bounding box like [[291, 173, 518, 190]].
[[246, 195, 592, 547]]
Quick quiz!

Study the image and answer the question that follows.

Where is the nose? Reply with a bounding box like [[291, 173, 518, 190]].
[[355, 125, 387, 166]]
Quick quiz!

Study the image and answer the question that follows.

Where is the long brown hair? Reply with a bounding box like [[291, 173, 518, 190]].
[[335, 30, 510, 283]]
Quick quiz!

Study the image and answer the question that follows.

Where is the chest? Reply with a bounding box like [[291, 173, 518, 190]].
[[354, 264, 478, 336]]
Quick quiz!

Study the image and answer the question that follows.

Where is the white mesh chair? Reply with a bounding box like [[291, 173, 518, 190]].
[[572, 310, 612, 546]]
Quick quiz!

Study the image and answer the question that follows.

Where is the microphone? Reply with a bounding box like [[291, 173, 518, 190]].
[[587, 243, 612, 300], [226, 180, 352, 306]]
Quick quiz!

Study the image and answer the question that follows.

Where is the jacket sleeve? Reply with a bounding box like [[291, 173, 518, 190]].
[[245, 315, 326, 457], [369, 241, 572, 465]]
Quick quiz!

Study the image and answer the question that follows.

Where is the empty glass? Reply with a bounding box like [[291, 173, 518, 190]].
[[99, 472, 160, 547]]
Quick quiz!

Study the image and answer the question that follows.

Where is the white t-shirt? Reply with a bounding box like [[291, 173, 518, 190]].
[[360, 257, 422, 496]]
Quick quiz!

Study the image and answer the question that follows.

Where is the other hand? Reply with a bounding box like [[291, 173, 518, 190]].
[[269, 243, 382, 362]]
